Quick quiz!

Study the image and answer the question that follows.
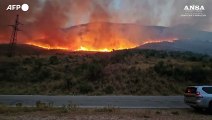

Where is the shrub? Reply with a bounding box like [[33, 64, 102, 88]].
[[78, 82, 93, 94], [16, 103, 23, 107], [36, 101, 47, 108], [23, 57, 33, 64], [94, 105, 118, 113], [49, 56, 59, 65], [104, 85, 114, 94], [37, 67, 52, 81], [86, 63, 103, 81], [187, 66, 208, 83]]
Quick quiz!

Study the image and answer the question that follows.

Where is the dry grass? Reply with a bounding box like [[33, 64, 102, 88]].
[[0, 107, 211, 120]]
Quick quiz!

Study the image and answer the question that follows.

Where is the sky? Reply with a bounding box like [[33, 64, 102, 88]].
[[0, 0, 211, 29], [65, 0, 211, 30]]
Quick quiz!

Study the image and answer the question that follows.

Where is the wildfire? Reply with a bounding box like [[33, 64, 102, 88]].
[[76, 46, 111, 52], [26, 37, 178, 52], [19, 21, 180, 52], [141, 38, 178, 45], [74, 38, 138, 52], [26, 42, 137, 52], [26, 42, 69, 50], [75, 45, 138, 52], [26, 40, 138, 52]]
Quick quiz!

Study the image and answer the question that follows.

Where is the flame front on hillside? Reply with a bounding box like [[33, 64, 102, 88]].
[[26, 37, 178, 52], [25, 22, 179, 52], [21, 20, 180, 52], [26, 42, 69, 50], [141, 38, 178, 45]]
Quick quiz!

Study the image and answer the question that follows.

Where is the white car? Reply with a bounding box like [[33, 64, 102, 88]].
[[184, 86, 212, 113]]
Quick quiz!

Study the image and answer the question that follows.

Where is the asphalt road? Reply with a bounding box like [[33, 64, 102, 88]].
[[0, 95, 189, 108]]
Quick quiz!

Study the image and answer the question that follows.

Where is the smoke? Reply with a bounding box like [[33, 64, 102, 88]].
[[0, 0, 211, 50], [0, 0, 39, 43], [170, 0, 212, 31], [0, 0, 114, 48]]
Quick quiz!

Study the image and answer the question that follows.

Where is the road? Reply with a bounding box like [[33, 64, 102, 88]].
[[0, 95, 189, 108]]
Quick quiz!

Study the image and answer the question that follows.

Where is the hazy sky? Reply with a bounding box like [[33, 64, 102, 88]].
[[0, 0, 211, 29], [63, 0, 212, 31]]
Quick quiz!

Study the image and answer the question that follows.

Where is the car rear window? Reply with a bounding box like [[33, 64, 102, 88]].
[[202, 87, 212, 94], [185, 87, 197, 94]]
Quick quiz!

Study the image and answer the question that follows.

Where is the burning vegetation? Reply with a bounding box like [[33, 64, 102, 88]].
[[25, 22, 178, 52], [0, 0, 180, 52]]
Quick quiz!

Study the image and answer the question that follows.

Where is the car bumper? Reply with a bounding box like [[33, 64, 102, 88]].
[[184, 99, 207, 108]]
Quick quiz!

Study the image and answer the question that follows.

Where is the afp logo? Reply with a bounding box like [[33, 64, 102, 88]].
[[6, 4, 29, 11]]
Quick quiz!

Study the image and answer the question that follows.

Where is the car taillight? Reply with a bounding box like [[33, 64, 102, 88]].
[[195, 92, 203, 98]]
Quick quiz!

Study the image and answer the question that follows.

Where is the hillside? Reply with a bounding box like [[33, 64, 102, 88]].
[[0, 49, 211, 95], [0, 44, 71, 55], [139, 40, 212, 56], [65, 22, 212, 55], [1, 22, 212, 55]]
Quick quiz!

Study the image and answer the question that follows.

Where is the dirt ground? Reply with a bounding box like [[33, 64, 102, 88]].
[[0, 108, 212, 120]]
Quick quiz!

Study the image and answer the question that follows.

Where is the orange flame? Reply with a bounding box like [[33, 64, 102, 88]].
[[24, 23, 178, 52], [141, 38, 178, 45], [76, 46, 111, 52], [74, 36, 138, 52], [26, 42, 69, 50], [75, 45, 137, 52], [26, 37, 178, 52]]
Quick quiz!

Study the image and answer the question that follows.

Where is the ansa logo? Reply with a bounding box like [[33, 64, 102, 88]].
[[184, 5, 205, 11]]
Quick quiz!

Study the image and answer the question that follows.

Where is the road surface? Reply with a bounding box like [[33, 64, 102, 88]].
[[0, 95, 189, 108]]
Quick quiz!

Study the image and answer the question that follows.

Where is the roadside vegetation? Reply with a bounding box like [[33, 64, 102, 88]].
[[0, 49, 212, 95], [0, 104, 211, 120], [0, 102, 118, 114]]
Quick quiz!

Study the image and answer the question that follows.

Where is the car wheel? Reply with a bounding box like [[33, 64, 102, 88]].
[[208, 102, 212, 114], [191, 106, 202, 112]]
